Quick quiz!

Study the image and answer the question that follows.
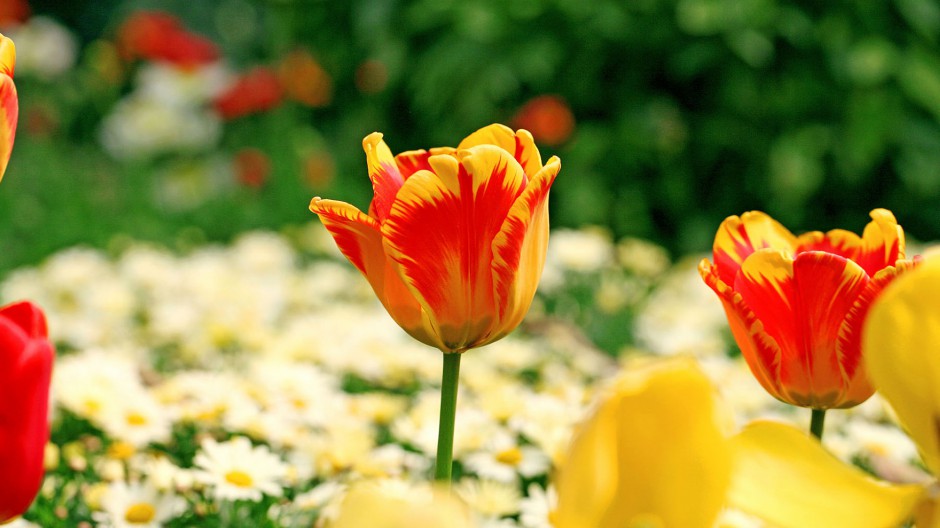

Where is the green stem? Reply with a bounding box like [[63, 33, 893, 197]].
[[434, 352, 462, 483], [810, 408, 826, 440]]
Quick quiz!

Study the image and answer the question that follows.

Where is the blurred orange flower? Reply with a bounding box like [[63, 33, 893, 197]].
[[214, 67, 284, 120], [116, 11, 218, 68], [277, 49, 332, 107], [310, 124, 559, 352], [511, 95, 575, 146], [699, 209, 916, 409]]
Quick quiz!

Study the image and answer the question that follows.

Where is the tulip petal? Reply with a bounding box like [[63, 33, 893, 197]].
[[363, 132, 405, 223], [795, 229, 862, 259], [310, 198, 441, 348], [395, 147, 456, 180], [864, 258, 940, 475], [735, 250, 870, 408], [0, 74, 17, 183], [712, 211, 797, 286], [490, 156, 559, 340], [837, 259, 918, 404], [458, 123, 542, 177], [554, 358, 731, 528], [382, 146, 526, 350], [0, 302, 53, 523], [729, 421, 924, 528], [855, 208, 905, 276], [0, 35, 14, 78], [699, 259, 783, 400]]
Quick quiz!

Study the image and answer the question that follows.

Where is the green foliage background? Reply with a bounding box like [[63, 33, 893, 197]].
[[5, 0, 940, 272]]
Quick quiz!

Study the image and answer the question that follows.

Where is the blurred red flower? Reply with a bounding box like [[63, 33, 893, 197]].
[[116, 11, 218, 68], [214, 67, 284, 120], [234, 148, 271, 189], [511, 95, 575, 146]]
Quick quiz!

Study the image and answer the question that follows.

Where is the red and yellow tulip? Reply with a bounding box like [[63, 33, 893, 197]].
[[699, 209, 915, 409], [0, 33, 18, 183], [310, 124, 559, 353]]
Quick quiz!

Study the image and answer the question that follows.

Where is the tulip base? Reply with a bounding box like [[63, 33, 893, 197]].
[[810, 409, 826, 440], [434, 352, 462, 483]]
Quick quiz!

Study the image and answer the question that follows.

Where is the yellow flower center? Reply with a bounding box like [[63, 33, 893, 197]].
[[495, 446, 523, 466], [126, 412, 148, 426], [124, 502, 156, 524], [224, 470, 254, 488], [107, 441, 136, 460]]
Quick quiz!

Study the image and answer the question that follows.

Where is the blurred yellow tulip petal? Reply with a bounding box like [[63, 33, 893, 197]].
[[332, 480, 473, 528], [864, 257, 940, 476], [729, 421, 923, 528], [553, 358, 732, 528]]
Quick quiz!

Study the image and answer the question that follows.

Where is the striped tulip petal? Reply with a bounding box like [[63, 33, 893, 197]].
[[712, 211, 797, 286], [701, 209, 914, 410], [864, 257, 940, 476], [458, 123, 542, 178], [734, 250, 870, 408], [490, 156, 560, 339], [310, 197, 438, 348], [313, 125, 554, 353], [382, 146, 527, 351], [855, 208, 905, 277], [699, 259, 783, 400], [363, 133, 404, 223], [0, 34, 16, 183]]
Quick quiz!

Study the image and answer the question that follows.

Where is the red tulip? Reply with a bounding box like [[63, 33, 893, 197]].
[[0, 33, 17, 182], [310, 124, 559, 352], [699, 209, 916, 409], [213, 67, 284, 120], [116, 11, 218, 68], [0, 301, 54, 522]]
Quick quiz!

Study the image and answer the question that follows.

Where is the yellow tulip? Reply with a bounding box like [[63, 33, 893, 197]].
[[332, 480, 473, 528], [552, 357, 923, 528], [552, 358, 732, 528]]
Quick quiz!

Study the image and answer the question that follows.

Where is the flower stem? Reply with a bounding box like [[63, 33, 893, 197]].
[[810, 408, 826, 440], [435, 352, 462, 483]]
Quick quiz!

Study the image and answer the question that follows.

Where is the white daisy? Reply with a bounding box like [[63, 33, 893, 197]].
[[462, 432, 551, 483], [193, 436, 288, 502], [94, 481, 185, 528], [519, 483, 556, 528]]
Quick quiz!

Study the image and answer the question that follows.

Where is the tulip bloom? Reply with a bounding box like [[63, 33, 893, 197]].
[[0, 33, 18, 182], [0, 301, 54, 523], [699, 209, 915, 409], [310, 124, 559, 353], [552, 357, 922, 528]]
